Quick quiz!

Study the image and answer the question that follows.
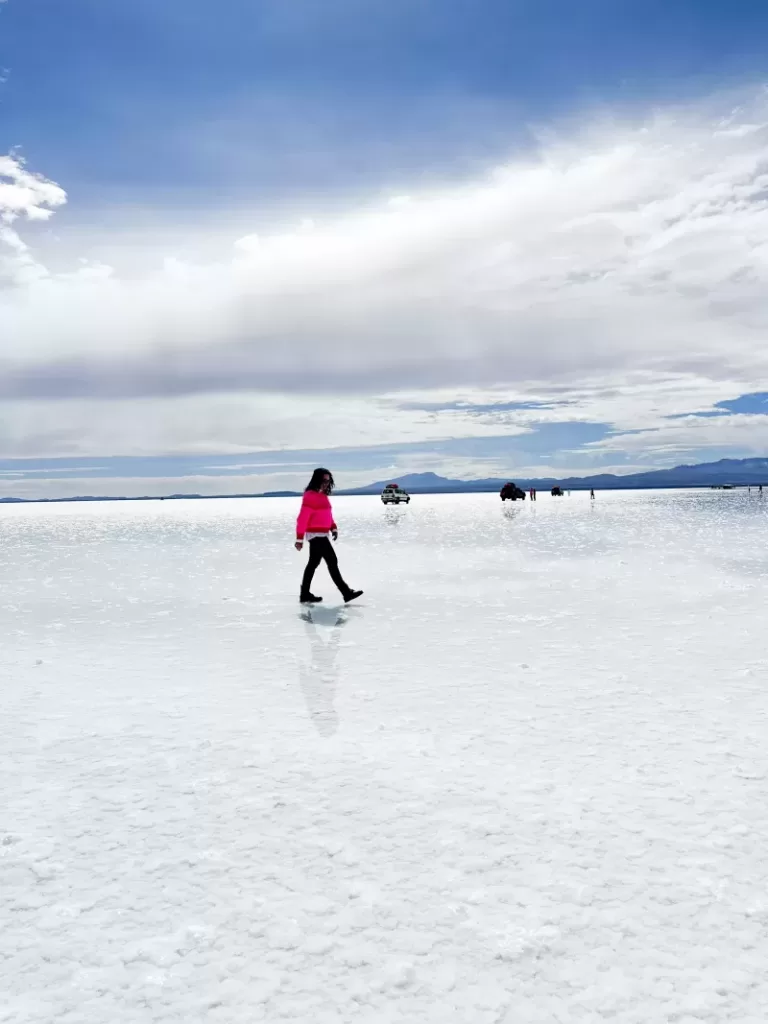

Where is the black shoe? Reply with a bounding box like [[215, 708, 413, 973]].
[[300, 593, 322, 604], [343, 589, 363, 603]]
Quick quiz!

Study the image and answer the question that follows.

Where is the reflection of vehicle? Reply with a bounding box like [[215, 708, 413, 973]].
[[381, 483, 410, 504], [551, 486, 563, 496], [500, 482, 526, 501]]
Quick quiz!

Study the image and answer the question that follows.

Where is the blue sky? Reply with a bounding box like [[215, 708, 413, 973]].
[[5, 0, 768, 201], [2, 0, 768, 497]]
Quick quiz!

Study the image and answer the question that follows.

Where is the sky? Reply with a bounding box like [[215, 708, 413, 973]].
[[2, 0, 768, 498]]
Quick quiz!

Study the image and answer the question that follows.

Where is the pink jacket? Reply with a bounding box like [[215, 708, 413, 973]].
[[296, 489, 337, 540]]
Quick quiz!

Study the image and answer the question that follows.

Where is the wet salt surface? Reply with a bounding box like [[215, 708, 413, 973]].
[[2, 489, 768, 1022]]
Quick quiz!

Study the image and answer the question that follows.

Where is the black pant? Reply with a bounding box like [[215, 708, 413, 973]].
[[301, 537, 349, 597]]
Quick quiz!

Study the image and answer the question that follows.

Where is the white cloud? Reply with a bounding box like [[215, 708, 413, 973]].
[[0, 390, 529, 459], [0, 466, 105, 476], [2, 87, 768, 468], [588, 412, 768, 456], [399, 373, 759, 429], [0, 154, 67, 285]]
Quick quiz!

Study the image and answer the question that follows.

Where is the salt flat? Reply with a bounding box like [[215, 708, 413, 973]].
[[2, 489, 768, 1023]]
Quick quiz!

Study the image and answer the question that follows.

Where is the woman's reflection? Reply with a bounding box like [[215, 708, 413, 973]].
[[298, 605, 349, 736]]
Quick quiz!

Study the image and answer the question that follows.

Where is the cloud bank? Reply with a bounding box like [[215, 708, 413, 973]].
[[2, 87, 768, 480]]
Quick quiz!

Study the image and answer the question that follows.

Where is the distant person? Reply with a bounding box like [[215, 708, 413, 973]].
[[590, 488, 595, 500], [529, 487, 536, 501], [295, 469, 363, 605], [760, 484, 764, 495]]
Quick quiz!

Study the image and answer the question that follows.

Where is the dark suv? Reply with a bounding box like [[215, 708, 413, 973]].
[[500, 482, 526, 501]]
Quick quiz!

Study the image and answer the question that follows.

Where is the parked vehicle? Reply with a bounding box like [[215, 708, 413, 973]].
[[500, 482, 526, 501], [551, 486, 564, 496], [381, 483, 410, 504]]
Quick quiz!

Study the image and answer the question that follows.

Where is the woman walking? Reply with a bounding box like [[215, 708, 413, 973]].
[[295, 469, 363, 604]]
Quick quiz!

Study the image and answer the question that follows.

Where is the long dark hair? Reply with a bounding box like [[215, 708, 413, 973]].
[[306, 467, 335, 493]]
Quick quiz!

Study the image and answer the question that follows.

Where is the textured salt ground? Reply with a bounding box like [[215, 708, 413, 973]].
[[2, 491, 768, 1023]]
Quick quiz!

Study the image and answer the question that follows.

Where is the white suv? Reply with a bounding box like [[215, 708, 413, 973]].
[[381, 483, 411, 504]]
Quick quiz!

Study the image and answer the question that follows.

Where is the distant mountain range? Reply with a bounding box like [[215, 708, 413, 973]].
[[341, 458, 768, 493], [1, 457, 768, 504]]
